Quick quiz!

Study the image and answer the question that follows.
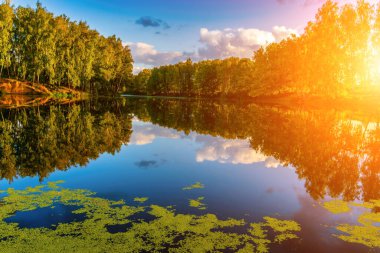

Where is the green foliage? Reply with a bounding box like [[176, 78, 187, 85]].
[[0, 182, 302, 252], [128, 1, 379, 99], [2, 2, 133, 94], [322, 199, 380, 248], [0, 0, 13, 77], [52, 92, 74, 99]]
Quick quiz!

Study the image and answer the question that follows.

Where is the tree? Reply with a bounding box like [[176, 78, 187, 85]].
[[0, 0, 13, 77]]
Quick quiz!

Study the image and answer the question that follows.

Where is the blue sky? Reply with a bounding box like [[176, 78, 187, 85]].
[[12, 0, 376, 71]]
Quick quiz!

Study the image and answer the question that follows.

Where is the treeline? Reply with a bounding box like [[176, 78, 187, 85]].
[[130, 58, 254, 97], [129, 0, 380, 98], [0, 1, 133, 94]]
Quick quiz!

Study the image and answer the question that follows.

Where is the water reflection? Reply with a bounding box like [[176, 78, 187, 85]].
[[0, 102, 132, 181], [127, 98, 380, 202], [194, 136, 280, 168], [1, 97, 380, 204]]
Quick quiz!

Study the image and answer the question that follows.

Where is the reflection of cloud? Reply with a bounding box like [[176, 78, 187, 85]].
[[195, 136, 280, 167], [135, 160, 158, 168], [130, 123, 181, 146], [130, 132, 156, 145], [130, 121, 282, 168], [265, 157, 281, 168]]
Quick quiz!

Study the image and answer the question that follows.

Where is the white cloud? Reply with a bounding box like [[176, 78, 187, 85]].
[[198, 26, 298, 59], [127, 25, 297, 70], [128, 42, 185, 67], [132, 65, 146, 74], [272, 26, 298, 41]]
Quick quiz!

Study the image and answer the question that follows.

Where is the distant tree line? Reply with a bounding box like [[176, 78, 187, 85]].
[[0, 1, 133, 94], [129, 0, 380, 98]]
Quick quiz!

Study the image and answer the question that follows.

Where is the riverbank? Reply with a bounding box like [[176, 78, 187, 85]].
[[0, 79, 88, 108], [123, 90, 380, 112], [0, 78, 87, 97]]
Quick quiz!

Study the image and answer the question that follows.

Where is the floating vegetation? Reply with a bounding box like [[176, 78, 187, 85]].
[[133, 197, 148, 203], [189, 197, 207, 210], [182, 182, 205, 190], [0, 181, 301, 252], [322, 199, 380, 248], [323, 200, 351, 214], [264, 217, 301, 243]]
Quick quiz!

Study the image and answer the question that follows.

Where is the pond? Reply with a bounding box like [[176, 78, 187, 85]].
[[0, 96, 378, 252]]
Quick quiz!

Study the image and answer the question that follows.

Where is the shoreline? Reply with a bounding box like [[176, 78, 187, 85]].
[[121, 93, 380, 111]]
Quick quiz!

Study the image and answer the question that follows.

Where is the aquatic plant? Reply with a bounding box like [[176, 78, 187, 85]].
[[322, 199, 380, 248], [182, 182, 205, 190], [189, 197, 207, 210], [133, 197, 148, 203], [0, 181, 301, 252]]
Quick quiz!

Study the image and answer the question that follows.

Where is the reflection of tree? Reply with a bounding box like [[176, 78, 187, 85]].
[[128, 98, 380, 202], [248, 109, 365, 201], [0, 102, 132, 181], [1, 97, 379, 201]]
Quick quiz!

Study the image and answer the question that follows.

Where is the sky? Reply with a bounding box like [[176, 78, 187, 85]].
[[12, 0, 380, 72]]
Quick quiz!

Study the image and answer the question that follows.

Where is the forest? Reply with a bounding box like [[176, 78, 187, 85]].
[[129, 0, 380, 98], [0, 1, 133, 94]]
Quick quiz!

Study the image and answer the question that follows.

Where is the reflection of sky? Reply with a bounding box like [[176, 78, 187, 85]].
[[0, 119, 369, 252], [131, 119, 281, 168], [194, 135, 281, 168], [130, 121, 182, 145]]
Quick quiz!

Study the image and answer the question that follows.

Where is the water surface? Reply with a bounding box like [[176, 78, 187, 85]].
[[0, 97, 378, 252]]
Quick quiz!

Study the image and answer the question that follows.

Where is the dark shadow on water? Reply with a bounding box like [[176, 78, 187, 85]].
[[106, 212, 157, 234], [5, 204, 87, 229]]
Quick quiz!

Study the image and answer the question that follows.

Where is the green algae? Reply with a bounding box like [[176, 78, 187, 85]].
[[322, 199, 380, 248], [323, 200, 351, 214], [189, 197, 207, 210], [182, 182, 205, 190], [264, 217, 301, 243], [0, 181, 302, 253], [133, 197, 148, 203]]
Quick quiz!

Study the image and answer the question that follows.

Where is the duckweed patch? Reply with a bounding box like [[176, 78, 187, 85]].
[[182, 182, 205, 190], [323, 199, 380, 248], [133, 197, 148, 203], [189, 197, 207, 210], [323, 200, 350, 214], [0, 181, 302, 252]]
